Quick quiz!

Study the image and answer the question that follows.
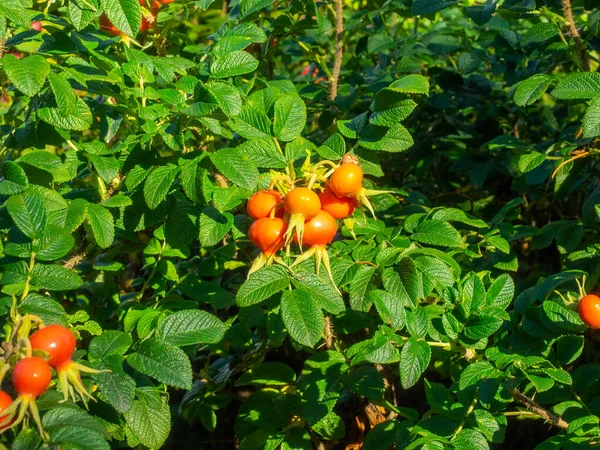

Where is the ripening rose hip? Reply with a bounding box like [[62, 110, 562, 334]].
[[0, 391, 13, 431], [12, 357, 52, 399], [319, 187, 357, 219], [30, 324, 76, 370], [302, 210, 337, 247], [578, 294, 600, 329], [249, 217, 287, 256], [329, 163, 363, 198], [247, 190, 283, 219]]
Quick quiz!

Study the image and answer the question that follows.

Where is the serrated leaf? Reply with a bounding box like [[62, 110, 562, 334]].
[[211, 51, 259, 78], [124, 397, 171, 449], [100, 0, 141, 37], [199, 206, 233, 247], [2, 54, 50, 97], [236, 265, 289, 307], [143, 164, 180, 210], [157, 310, 226, 346], [207, 81, 242, 117], [69, 0, 99, 31], [30, 264, 83, 291], [126, 337, 192, 389], [551, 73, 600, 100], [370, 290, 406, 330], [273, 93, 307, 142], [399, 337, 431, 389], [92, 356, 136, 414], [291, 270, 345, 315], [229, 105, 272, 139], [20, 294, 69, 327], [38, 97, 93, 131], [359, 124, 414, 152], [280, 289, 324, 347], [389, 74, 430, 95], [89, 330, 133, 361], [486, 274, 514, 309], [210, 148, 259, 191], [412, 0, 458, 15], [0, 161, 28, 195], [514, 74, 553, 106], [86, 203, 115, 249], [583, 97, 600, 138], [6, 190, 46, 239], [239, 0, 272, 18], [411, 220, 463, 247], [459, 361, 497, 390], [349, 265, 377, 312], [48, 72, 76, 116]]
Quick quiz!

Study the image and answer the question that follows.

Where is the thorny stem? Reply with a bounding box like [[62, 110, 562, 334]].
[[512, 389, 569, 429], [330, 0, 343, 102], [560, 0, 591, 71]]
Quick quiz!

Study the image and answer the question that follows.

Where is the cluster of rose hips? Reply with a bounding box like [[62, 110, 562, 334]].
[[100, 0, 174, 37], [0, 321, 98, 438], [246, 156, 381, 282]]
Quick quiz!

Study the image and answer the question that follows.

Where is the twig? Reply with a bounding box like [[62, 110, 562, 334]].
[[330, 0, 343, 102], [512, 390, 569, 429], [551, 150, 590, 179], [560, 0, 590, 71]]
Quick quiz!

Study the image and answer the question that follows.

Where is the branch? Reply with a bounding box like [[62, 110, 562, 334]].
[[512, 390, 569, 430], [561, 0, 590, 71], [330, 0, 343, 102]]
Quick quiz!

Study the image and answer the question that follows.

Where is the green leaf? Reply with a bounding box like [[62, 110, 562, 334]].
[[452, 429, 489, 450], [551, 73, 600, 100], [100, 0, 141, 37], [207, 81, 242, 117], [2, 54, 50, 97], [557, 335, 584, 365], [291, 270, 345, 315], [371, 96, 417, 127], [48, 72, 76, 116], [514, 74, 553, 107], [210, 148, 259, 191], [86, 203, 115, 249], [236, 265, 289, 307], [211, 51, 259, 78], [370, 290, 406, 330], [239, 0, 272, 18], [280, 289, 324, 347], [69, 0, 99, 31], [7, 190, 46, 239], [541, 301, 586, 334], [236, 362, 296, 386], [92, 356, 136, 414], [411, 220, 463, 247], [144, 164, 181, 209], [523, 23, 559, 45], [359, 124, 414, 152], [124, 397, 171, 449], [236, 138, 286, 169], [38, 97, 93, 131], [273, 93, 307, 142], [229, 105, 272, 139], [389, 74, 430, 95], [199, 206, 234, 247], [349, 265, 377, 311], [486, 274, 514, 309], [30, 264, 83, 291], [412, 0, 458, 15], [180, 158, 211, 204], [88, 330, 133, 361], [517, 151, 546, 173], [464, 308, 506, 340], [583, 97, 600, 138], [342, 366, 385, 400], [399, 337, 431, 389], [0, 161, 28, 195], [459, 361, 497, 390], [126, 337, 192, 389], [20, 294, 69, 327], [157, 310, 226, 346], [36, 224, 75, 261]]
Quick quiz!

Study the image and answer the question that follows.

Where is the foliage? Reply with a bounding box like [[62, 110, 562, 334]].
[[0, 0, 600, 448]]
